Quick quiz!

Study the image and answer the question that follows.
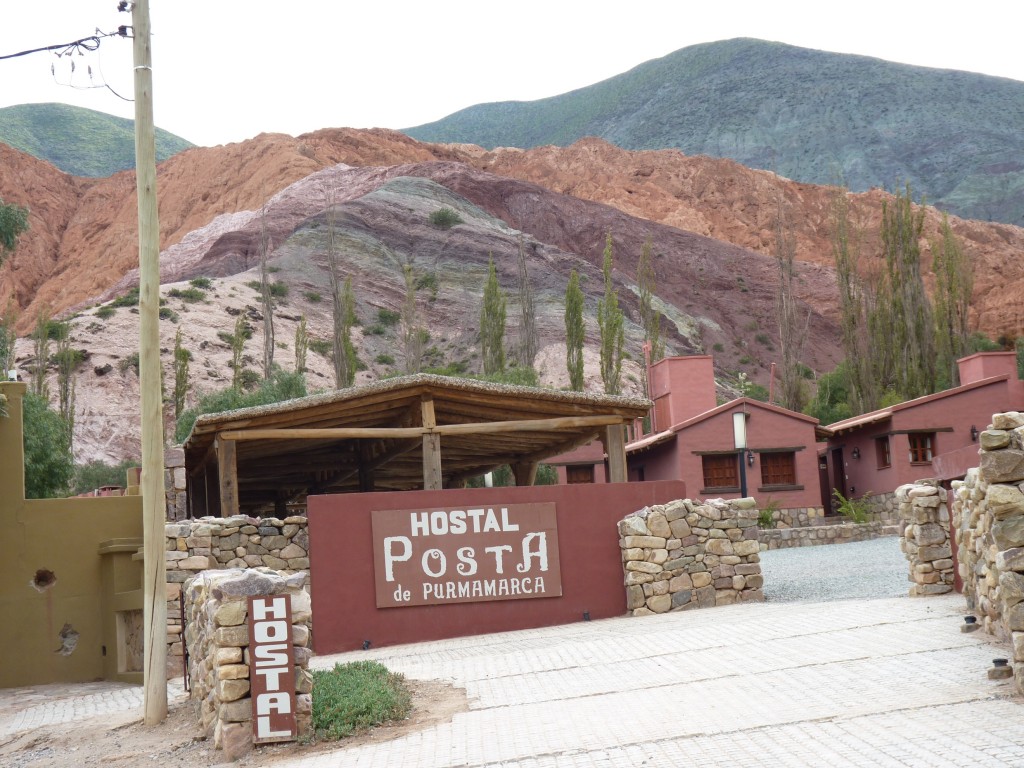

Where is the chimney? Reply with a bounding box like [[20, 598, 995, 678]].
[[957, 351, 1018, 386], [647, 356, 717, 431]]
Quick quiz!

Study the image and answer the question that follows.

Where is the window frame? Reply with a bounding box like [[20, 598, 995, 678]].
[[875, 436, 892, 469], [908, 432, 935, 464], [701, 453, 740, 493], [758, 451, 798, 489]]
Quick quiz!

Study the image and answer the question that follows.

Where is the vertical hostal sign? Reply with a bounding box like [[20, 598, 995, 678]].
[[248, 595, 297, 744], [372, 503, 562, 607]]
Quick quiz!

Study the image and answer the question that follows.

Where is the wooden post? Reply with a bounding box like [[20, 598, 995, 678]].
[[511, 461, 539, 486], [603, 424, 628, 484], [215, 437, 239, 516], [421, 397, 442, 490], [132, 0, 167, 725]]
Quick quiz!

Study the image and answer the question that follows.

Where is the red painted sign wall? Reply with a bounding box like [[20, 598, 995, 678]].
[[372, 503, 562, 607], [308, 480, 687, 654]]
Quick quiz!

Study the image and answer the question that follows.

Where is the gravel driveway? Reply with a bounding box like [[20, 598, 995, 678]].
[[759, 535, 909, 603]]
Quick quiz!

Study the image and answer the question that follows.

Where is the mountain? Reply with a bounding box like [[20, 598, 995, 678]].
[[405, 38, 1024, 227], [0, 102, 193, 177]]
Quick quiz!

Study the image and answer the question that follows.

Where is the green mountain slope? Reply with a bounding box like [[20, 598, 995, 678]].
[[406, 38, 1024, 226], [0, 102, 193, 177]]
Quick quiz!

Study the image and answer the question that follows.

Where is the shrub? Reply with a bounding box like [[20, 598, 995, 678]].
[[429, 207, 463, 230], [245, 280, 289, 298], [309, 338, 333, 356], [833, 489, 871, 523], [118, 352, 140, 376], [159, 307, 179, 322], [110, 287, 140, 308], [23, 392, 73, 498], [71, 458, 139, 494], [189, 276, 213, 290], [311, 661, 411, 741], [755, 333, 771, 346], [167, 286, 206, 303], [95, 306, 116, 320], [304, 291, 323, 303], [377, 308, 400, 327], [375, 354, 395, 365], [757, 498, 780, 529]]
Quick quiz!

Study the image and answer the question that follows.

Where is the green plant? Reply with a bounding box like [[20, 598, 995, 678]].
[[167, 286, 205, 302], [246, 280, 289, 298], [757, 498, 780, 529], [118, 351, 140, 376], [833, 489, 871, 523], [309, 338, 333, 356], [95, 306, 115, 320], [311, 661, 411, 741], [304, 290, 323, 303], [712, 342, 724, 353], [755, 333, 771, 346], [71, 458, 139, 494], [110, 287, 140, 308], [377, 308, 400, 327], [23, 392, 73, 498], [159, 307, 179, 322], [189, 276, 213, 290], [429, 207, 463, 230], [375, 353, 395, 365]]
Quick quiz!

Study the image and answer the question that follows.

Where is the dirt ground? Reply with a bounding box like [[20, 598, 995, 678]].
[[0, 679, 468, 767]]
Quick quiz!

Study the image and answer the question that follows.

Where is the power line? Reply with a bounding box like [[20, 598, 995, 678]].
[[0, 28, 128, 62]]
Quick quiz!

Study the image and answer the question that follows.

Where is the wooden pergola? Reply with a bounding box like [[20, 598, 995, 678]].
[[183, 374, 651, 517]]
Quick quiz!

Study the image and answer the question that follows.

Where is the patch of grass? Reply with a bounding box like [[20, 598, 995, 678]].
[[312, 661, 411, 741], [118, 352, 140, 376], [245, 280, 290, 298], [304, 291, 323, 303], [375, 353, 395, 365], [110, 287, 140, 308], [189, 276, 213, 290], [712, 342, 724, 353], [95, 306, 115, 320], [309, 338, 333, 356], [159, 307, 179, 322], [167, 286, 207, 303], [754, 333, 771, 346], [377, 308, 400, 327]]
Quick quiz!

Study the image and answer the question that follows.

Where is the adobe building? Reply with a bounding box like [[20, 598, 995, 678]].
[[825, 351, 1024, 506], [551, 356, 829, 512]]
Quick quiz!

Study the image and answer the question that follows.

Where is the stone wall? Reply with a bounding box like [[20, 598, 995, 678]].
[[759, 520, 900, 550], [760, 506, 826, 529], [619, 497, 764, 615], [897, 481, 955, 596], [864, 491, 901, 523], [183, 568, 313, 760], [166, 515, 309, 676], [165, 446, 188, 521], [952, 411, 1024, 694]]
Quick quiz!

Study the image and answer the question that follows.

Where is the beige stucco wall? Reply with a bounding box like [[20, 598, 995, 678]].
[[0, 382, 143, 688]]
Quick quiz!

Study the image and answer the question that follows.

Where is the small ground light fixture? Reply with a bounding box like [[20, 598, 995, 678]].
[[582, 611, 591, 621], [988, 658, 1013, 680], [971, 425, 979, 441], [362, 639, 371, 650], [962, 615, 980, 633]]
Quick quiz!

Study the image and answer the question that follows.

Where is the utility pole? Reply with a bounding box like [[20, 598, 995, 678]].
[[130, 0, 167, 724]]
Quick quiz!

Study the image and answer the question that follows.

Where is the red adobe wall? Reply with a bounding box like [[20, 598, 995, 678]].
[[674, 404, 822, 508], [307, 480, 687, 654], [958, 351, 1019, 386], [649, 356, 718, 431]]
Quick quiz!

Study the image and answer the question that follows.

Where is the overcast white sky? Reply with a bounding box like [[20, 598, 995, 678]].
[[2, 1, 1022, 148]]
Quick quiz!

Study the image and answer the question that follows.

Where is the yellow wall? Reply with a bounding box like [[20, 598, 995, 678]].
[[0, 382, 144, 687]]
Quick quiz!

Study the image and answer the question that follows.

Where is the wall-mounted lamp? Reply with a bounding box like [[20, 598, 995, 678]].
[[971, 425, 979, 442], [851, 447, 861, 459], [747, 450, 755, 467]]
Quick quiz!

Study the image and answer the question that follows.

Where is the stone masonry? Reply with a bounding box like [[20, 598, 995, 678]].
[[952, 410, 1024, 694], [897, 481, 955, 595], [619, 497, 764, 615], [183, 568, 313, 760], [759, 520, 899, 550], [165, 515, 309, 677]]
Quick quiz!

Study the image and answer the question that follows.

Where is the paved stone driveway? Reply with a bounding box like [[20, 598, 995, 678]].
[[290, 593, 1022, 767], [0, 594, 1020, 766]]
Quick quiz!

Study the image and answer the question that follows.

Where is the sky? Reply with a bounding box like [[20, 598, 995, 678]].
[[2, 1, 1022, 148]]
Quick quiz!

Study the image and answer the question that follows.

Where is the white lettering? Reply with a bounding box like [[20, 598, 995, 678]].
[[254, 620, 289, 644], [467, 508, 486, 531], [458, 581, 470, 598], [483, 508, 501, 532], [430, 510, 449, 535], [254, 642, 290, 667], [421, 548, 446, 578], [472, 581, 483, 597], [251, 596, 287, 621], [256, 691, 293, 715], [450, 510, 467, 534], [510, 578, 521, 595], [256, 715, 293, 739], [498, 579, 510, 596], [383, 536, 412, 581], [484, 544, 513, 573], [518, 532, 549, 573], [255, 667, 288, 689], [456, 546, 477, 576], [410, 512, 429, 537], [535, 577, 545, 593], [501, 507, 519, 532], [484, 580, 496, 596]]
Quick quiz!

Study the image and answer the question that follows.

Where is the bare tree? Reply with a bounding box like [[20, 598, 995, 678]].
[[932, 213, 973, 387], [173, 326, 190, 420], [294, 315, 308, 375], [401, 263, 423, 374], [31, 308, 51, 399]]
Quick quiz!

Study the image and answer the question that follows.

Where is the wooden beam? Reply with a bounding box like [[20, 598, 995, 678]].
[[215, 436, 239, 517], [421, 396, 442, 491], [602, 425, 628, 484], [219, 426, 425, 441], [434, 415, 624, 436]]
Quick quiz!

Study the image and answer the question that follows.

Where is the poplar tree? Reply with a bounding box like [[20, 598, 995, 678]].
[[480, 256, 507, 376], [637, 238, 664, 362], [932, 213, 973, 387], [565, 269, 585, 391], [515, 236, 538, 370], [0, 198, 29, 268], [774, 191, 809, 411], [294, 315, 308, 374], [258, 203, 275, 379], [31, 309, 51, 399], [597, 233, 625, 395], [173, 326, 190, 419], [336, 277, 357, 387], [53, 321, 77, 442], [401, 263, 423, 374], [230, 315, 247, 391]]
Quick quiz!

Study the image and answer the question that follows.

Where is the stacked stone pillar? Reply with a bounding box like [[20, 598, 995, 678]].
[[619, 497, 764, 615], [952, 411, 1024, 694], [897, 481, 955, 595], [183, 568, 313, 760]]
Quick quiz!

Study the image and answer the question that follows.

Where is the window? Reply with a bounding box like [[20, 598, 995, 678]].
[[875, 437, 891, 468], [759, 452, 796, 486], [702, 454, 739, 490], [566, 465, 595, 484], [908, 433, 934, 464]]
